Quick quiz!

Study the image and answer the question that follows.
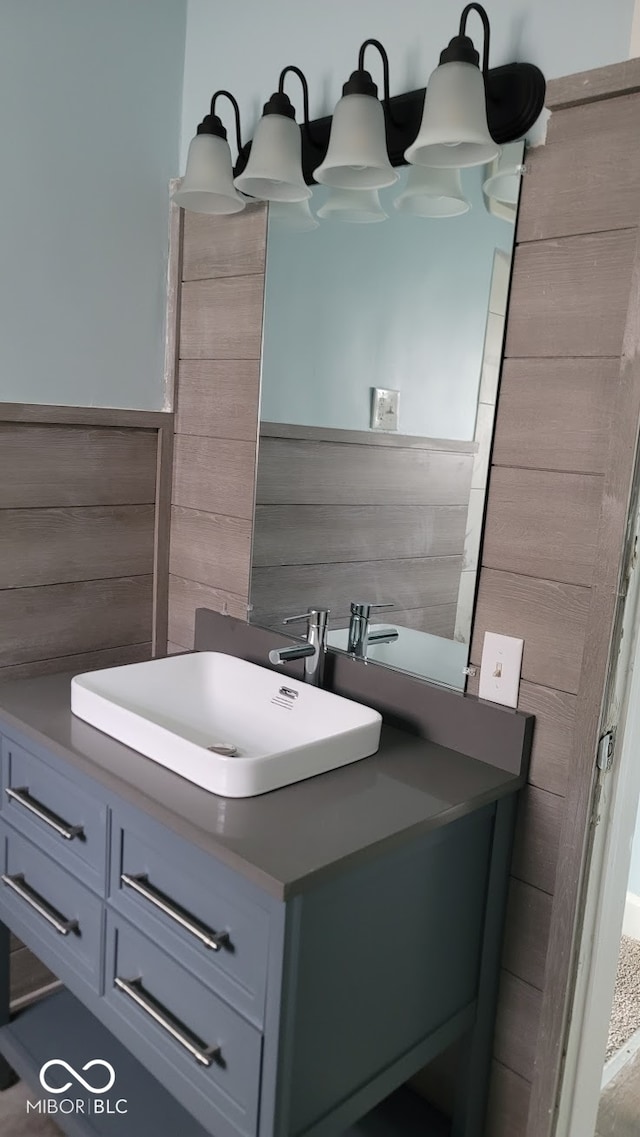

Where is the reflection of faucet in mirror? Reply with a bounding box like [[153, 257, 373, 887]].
[[268, 608, 330, 687], [347, 603, 400, 659]]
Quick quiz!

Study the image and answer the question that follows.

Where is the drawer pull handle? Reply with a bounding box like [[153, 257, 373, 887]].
[[1, 873, 79, 937], [114, 977, 220, 1067], [5, 787, 84, 841], [120, 873, 228, 951]]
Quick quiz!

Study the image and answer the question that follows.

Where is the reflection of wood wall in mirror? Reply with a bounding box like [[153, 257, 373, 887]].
[[167, 203, 267, 653], [252, 424, 475, 635]]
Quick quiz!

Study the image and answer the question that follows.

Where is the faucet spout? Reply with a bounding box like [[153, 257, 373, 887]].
[[366, 627, 399, 647], [269, 644, 316, 665]]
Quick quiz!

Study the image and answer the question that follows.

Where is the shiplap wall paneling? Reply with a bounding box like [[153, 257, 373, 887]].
[[0, 419, 161, 682], [467, 75, 640, 1137], [253, 426, 473, 638], [0, 409, 166, 1004], [168, 203, 267, 651]]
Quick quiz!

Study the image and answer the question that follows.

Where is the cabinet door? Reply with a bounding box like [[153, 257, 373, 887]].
[[109, 807, 270, 1026], [104, 913, 262, 1137], [1, 736, 107, 893], [0, 823, 103, 994]]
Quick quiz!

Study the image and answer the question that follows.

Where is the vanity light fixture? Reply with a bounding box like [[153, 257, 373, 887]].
[[394, 166, 470, 218], [405, 4, 500, 169], [316, 187, 388, 224], [234, 67, 313, 202], [313, 40, 399, 191], [173, 91, 246, 215], [174, 7, 545, 215]]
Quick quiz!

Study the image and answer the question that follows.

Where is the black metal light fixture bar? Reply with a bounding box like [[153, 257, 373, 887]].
[[230, 4, 546, 184]]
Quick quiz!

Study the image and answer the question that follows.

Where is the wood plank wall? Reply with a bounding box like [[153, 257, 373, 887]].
[[167, 204, 267, 653], [0, 403, 172, 1005], [253, 424, 473, 634], [0, 415, 167, 680], [466, 76, 640, 1136]]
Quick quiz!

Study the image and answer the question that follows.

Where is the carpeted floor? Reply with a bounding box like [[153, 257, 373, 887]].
[[607, 935, 640, 1060], [0, 1081, 62, 1136]]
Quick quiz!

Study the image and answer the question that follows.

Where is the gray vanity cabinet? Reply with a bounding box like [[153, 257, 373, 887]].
[[0, 699, 521, 1137]]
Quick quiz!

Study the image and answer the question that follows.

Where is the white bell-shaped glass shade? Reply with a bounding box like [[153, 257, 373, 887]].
[[313, 94, 398, 190], [269, 198, 319, 232], [234, 114, 310, 202], [483, 145, 524, 205], [172, 134, 246, 215], [394, 165, 470, 218], [405, 62, 500, 169], [316, 187, 388, 224]]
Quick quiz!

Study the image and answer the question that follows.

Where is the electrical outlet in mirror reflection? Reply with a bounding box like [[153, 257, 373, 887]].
[[371, 387, 400, 431]]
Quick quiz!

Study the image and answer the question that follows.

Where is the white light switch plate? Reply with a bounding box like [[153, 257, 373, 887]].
[[371, 388, 400, 431], [478, 632, 524, 708]]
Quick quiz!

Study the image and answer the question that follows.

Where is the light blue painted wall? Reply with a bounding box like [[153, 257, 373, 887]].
[[181, 0, 635, 167], [260, 167, 513, 439], [0, 0, 187, 409]]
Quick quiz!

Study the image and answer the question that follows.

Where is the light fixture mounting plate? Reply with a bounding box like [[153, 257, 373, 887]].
[[485, 62, 546, 145]]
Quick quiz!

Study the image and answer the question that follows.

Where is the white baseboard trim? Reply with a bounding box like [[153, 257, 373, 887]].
[[622, 891, 640, 940]]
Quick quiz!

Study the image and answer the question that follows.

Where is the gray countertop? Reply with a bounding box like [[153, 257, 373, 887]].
[[0, 672, 523, 900]]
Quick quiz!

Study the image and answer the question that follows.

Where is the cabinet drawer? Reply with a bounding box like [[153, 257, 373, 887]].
[[109, 809, 269, 1026], [1, 737, 107, 893], [0, 823, 102, 992], [105, 914, 262, 1137]]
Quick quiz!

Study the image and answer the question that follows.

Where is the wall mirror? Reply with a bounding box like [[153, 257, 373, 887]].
[[248, 141, 524, 690]]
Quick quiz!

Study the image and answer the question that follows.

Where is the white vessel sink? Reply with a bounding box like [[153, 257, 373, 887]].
[[71, 652, 382, 798]]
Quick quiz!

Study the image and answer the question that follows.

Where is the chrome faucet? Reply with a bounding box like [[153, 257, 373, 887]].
[[268, 608, 330, 687], [347, 602, 399, 659]]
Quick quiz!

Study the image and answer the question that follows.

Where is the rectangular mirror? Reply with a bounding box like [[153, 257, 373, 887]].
[[249, 142, 524, 690]]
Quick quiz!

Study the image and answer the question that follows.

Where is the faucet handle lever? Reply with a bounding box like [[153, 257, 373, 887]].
[[350, 601, 394, 618], [283, 608, 330, 625]]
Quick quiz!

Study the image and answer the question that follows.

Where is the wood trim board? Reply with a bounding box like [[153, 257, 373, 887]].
[[0, 404, 172, 429], [546, 58, 640, 109]]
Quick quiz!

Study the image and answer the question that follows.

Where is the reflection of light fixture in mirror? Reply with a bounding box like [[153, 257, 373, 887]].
[[394, 166, 470, 218], [269, 198, 319, 232], [483, 149, 525, 205], [173, 90, 246, 214], [314, 39, 398, 190], [405, 4, 500, 169], [316, 187, 388, 224], [234, 66, 312, 202], [484, 196, 517, 223], [482, 142, 524, 222]]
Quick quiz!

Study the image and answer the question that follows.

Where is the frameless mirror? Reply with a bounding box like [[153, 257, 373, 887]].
[[249, 142, 524, 690]]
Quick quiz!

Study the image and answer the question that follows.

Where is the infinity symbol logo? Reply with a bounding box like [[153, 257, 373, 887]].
[[39, 1059, 116, 1095]]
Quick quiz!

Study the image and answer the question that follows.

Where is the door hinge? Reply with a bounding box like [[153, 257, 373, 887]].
[[597, 730, 615, 773]]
